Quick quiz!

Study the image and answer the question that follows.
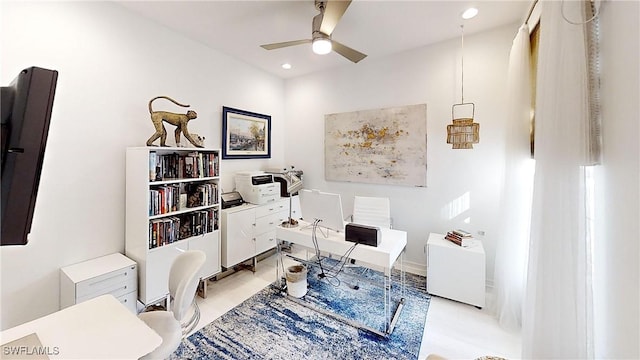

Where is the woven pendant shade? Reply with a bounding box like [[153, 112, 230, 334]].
[[447, 25, 480, 149], [447, 104, 479, 149]]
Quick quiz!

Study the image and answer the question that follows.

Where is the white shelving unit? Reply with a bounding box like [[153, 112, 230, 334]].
[[426, 232, 486, 308], [221, 198, 291, 270], [125, 147, 222, 306]]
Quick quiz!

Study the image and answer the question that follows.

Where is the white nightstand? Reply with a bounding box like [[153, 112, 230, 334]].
[[426, 232, 486, 308], [60, 253, 138, 313]]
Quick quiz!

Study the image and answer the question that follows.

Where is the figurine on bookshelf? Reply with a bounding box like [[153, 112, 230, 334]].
[[146, 95, 204, 148], [178, 133, 205, 148]]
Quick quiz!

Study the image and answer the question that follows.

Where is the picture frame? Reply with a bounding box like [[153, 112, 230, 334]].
[[222, 106, 271, 159]]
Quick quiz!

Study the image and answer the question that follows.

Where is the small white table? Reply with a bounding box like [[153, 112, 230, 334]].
[[0, 295, 162, 359], [276, 222, 407, 336], [426, 232, 486, 308]]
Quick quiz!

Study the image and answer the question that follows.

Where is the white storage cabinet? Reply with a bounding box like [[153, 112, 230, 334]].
[[221, 198, 289, 269], [60, 253, 137, 313], [426, 232, 486, 308]]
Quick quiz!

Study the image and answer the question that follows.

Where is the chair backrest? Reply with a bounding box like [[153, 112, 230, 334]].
[[352, 196, 392, 229], [168, 250, 206, 322]]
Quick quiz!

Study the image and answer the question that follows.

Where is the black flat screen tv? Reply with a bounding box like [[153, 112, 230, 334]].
[[1, 66, 58, 246]]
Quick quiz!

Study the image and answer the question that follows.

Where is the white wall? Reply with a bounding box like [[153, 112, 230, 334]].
[[593, 1, 640, 358], [283, 24, 516, 277], [0, 1, 286, 329]]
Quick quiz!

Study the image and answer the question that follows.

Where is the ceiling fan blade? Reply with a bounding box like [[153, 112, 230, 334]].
[[261, 39, 311, 50], [320, 0, 352, 35], [331, 40, 367, 63]]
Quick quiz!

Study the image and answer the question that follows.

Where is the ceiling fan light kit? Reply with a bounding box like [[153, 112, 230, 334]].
[[260, 0, 367, 63], [312, 37, 332, 55]]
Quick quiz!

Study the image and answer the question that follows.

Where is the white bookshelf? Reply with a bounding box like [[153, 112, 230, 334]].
[[125, 147, 221, 306]]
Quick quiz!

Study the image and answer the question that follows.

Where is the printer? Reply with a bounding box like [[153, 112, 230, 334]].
[[235, 171, 278, 205]]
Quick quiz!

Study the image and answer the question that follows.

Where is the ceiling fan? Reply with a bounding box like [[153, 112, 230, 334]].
[[260, 0, 367, 63]]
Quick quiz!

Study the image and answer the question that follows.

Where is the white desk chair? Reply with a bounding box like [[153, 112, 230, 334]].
[[138, 250, 206, 360], [352, 196, 392, 229]]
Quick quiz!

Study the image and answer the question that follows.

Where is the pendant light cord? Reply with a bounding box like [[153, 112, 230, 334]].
[[460, 25, 465, 104]]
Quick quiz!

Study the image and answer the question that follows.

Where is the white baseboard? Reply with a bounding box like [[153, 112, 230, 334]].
[[396, 260, 426, 277]]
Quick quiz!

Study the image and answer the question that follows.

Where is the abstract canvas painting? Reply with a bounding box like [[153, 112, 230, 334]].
[[325, 104, 427, 186]]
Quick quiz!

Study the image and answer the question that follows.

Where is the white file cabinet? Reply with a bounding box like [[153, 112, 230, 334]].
[[426, 232, 486, 308], [221, 198, 289, 269], [60, 253, 137, 313]]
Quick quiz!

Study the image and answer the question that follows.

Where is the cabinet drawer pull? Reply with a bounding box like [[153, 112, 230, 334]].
[[88, 272, 127, 288], [107, 285, 129, 296]]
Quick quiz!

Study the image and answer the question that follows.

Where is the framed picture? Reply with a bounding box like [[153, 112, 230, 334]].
[[222, 106, 271, 159]]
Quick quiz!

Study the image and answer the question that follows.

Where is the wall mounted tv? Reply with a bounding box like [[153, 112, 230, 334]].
[[1, 66, 58, 246]]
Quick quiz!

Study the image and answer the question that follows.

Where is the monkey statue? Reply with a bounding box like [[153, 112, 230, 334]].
[[146, 96, 203, 148]]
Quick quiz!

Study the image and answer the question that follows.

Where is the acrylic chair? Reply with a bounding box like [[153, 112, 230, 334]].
[[138, 250, 206, 360], [352, 196, 392, 229]]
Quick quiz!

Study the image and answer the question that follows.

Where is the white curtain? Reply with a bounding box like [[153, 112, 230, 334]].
[[492, 24, 534, 332], [522, 1, 595, 358]]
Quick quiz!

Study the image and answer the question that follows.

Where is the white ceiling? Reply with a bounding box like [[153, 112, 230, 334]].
[[114, 0, 530, 79]]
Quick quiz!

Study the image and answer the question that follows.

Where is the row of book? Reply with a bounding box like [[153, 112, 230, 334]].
[[150, 184, 180, 215], [149, 183, 219, 216], [149, 151, 219, 181], [185, 183, 219, 209], [148, 209, 219, 249], [445, 229, 480, 248]]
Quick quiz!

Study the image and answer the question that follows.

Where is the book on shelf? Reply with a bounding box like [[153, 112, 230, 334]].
[[184, 155, 195, 178], [149, 151, 157, 181], [198, 153, 204, 179]]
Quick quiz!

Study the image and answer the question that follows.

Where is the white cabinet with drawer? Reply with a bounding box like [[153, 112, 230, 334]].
[[60, 253, 137, 313], [221, 198, 289, 269], [426, 233, 486, 308]]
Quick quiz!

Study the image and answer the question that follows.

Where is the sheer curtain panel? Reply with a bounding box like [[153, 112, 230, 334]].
[[522, 1, 595, 358], [492, 24, 534, 332]]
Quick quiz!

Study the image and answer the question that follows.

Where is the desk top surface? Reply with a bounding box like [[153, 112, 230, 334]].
[[0, 295, 161, 360], [277, 221, 407, 269]]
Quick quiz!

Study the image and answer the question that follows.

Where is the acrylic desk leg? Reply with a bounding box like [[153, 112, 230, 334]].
[[386, 251, 406, 334], [272, 241, 286, 292], [384, 267, 391, 333]]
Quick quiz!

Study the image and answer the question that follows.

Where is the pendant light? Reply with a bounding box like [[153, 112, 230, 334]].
[[447, 25, 479, 149]]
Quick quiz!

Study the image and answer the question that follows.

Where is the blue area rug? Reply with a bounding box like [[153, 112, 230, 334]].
[[171, 259, 430, 359]]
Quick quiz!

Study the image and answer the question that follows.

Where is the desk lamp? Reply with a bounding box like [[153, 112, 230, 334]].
[[281, 168, 303, 228]]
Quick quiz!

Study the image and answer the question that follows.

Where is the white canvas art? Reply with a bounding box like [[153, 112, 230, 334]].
[[325, 104, 427, 186]]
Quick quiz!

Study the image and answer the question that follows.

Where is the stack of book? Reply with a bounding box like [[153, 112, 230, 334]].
[[445, 229, 479, 247]]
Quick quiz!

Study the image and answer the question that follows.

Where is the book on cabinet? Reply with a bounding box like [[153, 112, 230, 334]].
[[126, 147, 221, 306]]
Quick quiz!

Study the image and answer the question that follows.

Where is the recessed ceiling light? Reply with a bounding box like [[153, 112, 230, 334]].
[[461, 7, 479, 20], [281, 63, 292, 70]]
